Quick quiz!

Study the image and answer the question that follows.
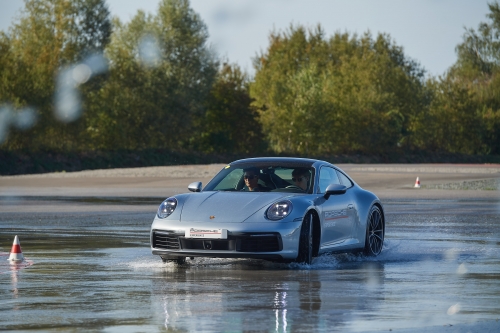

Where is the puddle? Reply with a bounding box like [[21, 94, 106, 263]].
[[1, 199, 499, 332]]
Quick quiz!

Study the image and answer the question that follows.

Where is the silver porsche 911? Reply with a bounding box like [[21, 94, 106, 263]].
[[150, 157, 385, 264]]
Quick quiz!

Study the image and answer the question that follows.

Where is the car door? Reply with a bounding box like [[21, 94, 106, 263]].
[[336, 168, 361, 242], [317, 166, 354, 249]]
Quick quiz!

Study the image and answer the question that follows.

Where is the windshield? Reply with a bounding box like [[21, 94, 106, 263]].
[[204, 164, 315, 194]]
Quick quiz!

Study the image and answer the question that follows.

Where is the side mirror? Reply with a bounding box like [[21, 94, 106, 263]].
[[188, 181, 202, 192], [324, 184, 347, 200]]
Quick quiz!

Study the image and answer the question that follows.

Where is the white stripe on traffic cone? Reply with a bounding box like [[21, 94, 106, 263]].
[[8, 235, 24, 263], [414, 177, 421, 188]]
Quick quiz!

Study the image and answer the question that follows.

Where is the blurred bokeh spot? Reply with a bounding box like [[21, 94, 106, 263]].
[[138, 34, 161, 68], [55, 53, 108, 123]]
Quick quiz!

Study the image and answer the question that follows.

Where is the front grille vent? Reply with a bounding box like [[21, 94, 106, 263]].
[[152, 230, 180, 250], [152, 231, 282, 252], [238, 235, 281, 252]]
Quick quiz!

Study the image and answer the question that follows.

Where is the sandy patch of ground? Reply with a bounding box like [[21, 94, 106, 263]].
[[0, 163, 499, 200]]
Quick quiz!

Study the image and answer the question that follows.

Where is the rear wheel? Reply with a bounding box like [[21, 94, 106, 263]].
[[363, 206, 384, 256], [296, 212, 313, 264]]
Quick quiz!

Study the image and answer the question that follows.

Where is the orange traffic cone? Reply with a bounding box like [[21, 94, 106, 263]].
[[8, 235, 24, 263], [414, 177, 421, 188]]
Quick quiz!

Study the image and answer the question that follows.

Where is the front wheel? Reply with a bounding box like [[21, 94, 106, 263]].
[[363, 206, 384, 256], [161, 256, 186, 265], [296, 212, 313, 264]]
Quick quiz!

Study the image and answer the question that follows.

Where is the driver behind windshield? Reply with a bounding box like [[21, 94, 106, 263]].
[[242, 167, 271, 192], [291, 168, 310, 191]]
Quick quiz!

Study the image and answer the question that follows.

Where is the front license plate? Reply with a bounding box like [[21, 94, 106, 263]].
[[185, 228, 227, 239]]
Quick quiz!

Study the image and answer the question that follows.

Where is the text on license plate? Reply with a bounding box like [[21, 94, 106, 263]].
[[185, 228, 227, 239]]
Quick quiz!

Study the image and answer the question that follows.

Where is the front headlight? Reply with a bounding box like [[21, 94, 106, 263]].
[[157, 198, 177, 218], [266, 200, 293, 220]]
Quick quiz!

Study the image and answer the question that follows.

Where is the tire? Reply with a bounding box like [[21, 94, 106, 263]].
[[296, 212, 313, 264], [161, 256, 186, 265], [363, 206, 384, 256]]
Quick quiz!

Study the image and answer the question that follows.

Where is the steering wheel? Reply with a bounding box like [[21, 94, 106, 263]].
[[285, 185, 304, 191]]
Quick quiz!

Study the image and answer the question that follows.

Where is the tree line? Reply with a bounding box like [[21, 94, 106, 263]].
[[1, 0, 499, 159]]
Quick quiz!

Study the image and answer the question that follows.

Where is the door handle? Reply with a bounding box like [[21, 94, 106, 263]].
[[347, 204, 354, 210]]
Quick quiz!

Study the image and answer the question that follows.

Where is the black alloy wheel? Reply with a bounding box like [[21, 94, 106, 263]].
[[363, 206, 384, 256]]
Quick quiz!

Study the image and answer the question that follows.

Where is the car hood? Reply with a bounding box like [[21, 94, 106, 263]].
[[179, 191, 292, 223]]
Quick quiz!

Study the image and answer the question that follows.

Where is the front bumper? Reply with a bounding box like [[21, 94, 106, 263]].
[[150, 220, 302, 261]]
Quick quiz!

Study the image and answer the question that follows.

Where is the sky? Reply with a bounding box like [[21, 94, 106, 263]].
[[0, 0, 493, 77]]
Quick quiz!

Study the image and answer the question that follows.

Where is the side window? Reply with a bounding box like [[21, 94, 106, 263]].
[[336, 170, 353, 188], [318, 167, 341, 193]]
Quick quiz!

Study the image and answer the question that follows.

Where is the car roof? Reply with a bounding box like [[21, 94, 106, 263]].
[[229, 157, 330, 169]]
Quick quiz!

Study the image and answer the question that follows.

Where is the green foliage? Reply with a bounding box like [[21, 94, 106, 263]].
[[455, 2, 500, 77], [196, 63, 265, 154], [251, 26, 427, 155], [0, 0, 112, 150], [86, 0, 218, 150], [413, 77, 485, 154], [416, 1, 500, 155], [1, 0, 499, 161]]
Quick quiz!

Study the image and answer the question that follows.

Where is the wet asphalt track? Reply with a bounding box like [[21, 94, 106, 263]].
[[1, 197, 500, 332]]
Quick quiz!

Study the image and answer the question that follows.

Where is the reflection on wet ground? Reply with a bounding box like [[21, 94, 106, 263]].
[[1, 198, 499, 332], [0, 195, 164, 205]]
